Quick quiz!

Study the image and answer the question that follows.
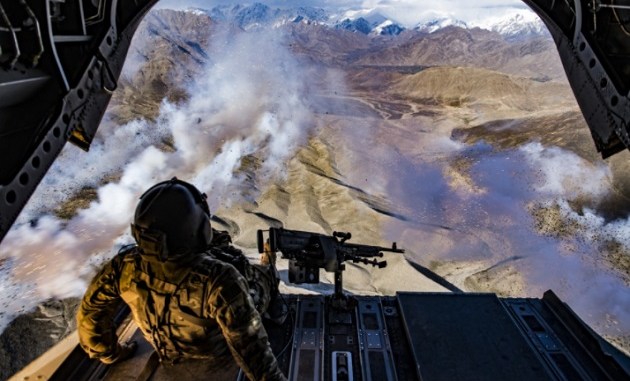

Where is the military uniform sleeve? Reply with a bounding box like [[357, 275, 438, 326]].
[[77, 255, 125, 362], [207, 264, 287, 381]]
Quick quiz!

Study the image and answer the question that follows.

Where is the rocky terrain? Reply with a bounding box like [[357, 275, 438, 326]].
[[0, 299, 79, 380], [2, 4, 629, 379]]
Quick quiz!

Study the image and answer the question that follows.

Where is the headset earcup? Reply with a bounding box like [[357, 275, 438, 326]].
[[199, 215, 213, 248]]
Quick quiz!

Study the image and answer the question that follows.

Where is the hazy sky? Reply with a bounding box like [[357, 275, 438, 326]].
[[155, 0, 531, 26]]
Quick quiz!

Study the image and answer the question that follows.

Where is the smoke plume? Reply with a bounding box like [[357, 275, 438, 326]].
[[375, 137, 629, 336], [0, 27, 317, 333]]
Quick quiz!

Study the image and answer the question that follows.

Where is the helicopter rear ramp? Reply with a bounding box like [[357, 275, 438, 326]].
[[398, 292, 551, 380], [14, 290, 628, 381]]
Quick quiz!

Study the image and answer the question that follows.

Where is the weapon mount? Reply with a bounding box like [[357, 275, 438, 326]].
[[257, 228, 404, 309]]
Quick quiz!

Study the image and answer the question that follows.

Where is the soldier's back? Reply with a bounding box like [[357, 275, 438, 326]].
[[118, 249, 240, 363]]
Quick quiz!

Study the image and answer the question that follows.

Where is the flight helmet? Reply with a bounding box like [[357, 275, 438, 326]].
[[130, 177, 213, 261]]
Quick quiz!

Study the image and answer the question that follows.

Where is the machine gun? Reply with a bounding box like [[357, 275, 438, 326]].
[[257, 228, 404, 308]]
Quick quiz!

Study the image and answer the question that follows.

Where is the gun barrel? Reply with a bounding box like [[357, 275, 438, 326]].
[[343, 242, 405, 256]]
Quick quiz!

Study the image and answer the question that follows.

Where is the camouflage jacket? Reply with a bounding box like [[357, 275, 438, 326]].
[[77, 244, 286, 381]]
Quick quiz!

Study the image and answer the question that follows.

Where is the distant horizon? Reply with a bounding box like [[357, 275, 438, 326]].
[[155, 0, 534, 28]]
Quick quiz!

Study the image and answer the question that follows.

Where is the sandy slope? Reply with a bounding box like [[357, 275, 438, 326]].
[[213, 134, 449, 296]]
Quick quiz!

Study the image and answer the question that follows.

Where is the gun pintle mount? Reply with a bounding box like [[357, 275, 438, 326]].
[[257, 228, 404, 308]]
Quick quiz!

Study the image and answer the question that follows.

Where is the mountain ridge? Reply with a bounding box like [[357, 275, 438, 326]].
[[181, 3, 549, 40]]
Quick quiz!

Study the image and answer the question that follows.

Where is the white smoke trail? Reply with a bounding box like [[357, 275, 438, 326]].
[[16, 118, 169, 221], [520, 142, 610, 198], [0, 26, 318, 333], [382, 139, 629, 335], [159, 29, 313, 208]]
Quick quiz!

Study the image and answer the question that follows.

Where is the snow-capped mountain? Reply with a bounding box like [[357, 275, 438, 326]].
[[233, 3, 275, 28], [333, 9, 405, 35], [184, 4, 546, 40], [197, 2, 407, 36], [335, 17, 405, 35], [416, 11, 548, 40], [184, 8, 207, 17], [335, 17, 372, 34], [195, 3, 330, 30], [483, 12, 548, 41], [415, 18, 469, 33], [372, 20, 405, 36]]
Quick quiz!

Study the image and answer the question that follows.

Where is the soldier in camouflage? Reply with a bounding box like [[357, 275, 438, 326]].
[[77, 178, 287, 381]]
